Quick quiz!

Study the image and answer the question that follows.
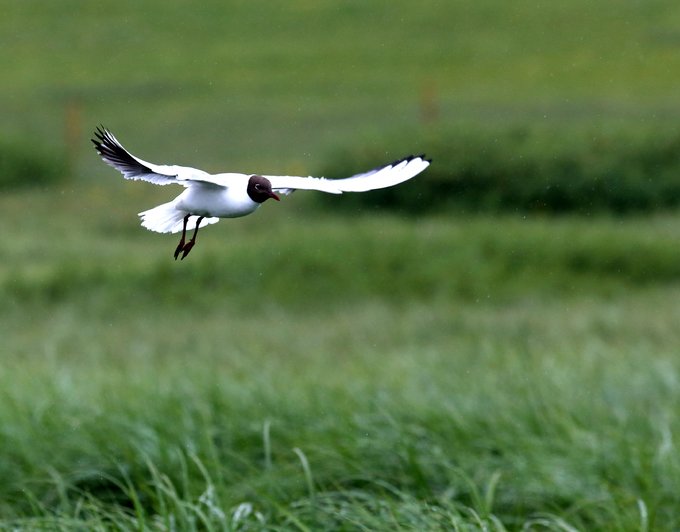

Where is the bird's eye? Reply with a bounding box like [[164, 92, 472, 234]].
[[255, 184, 261, 190]]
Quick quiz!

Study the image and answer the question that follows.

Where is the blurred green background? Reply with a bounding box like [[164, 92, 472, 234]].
[[3, 1, 680, 529]]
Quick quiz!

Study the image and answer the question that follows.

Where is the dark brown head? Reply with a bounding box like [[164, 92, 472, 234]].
[[247, 175, 280, 204]]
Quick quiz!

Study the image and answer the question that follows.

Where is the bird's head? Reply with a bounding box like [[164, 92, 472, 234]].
[[247, 175, 280, 203]]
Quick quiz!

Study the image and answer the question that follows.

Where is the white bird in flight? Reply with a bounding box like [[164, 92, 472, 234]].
[[92, 127, 431, 259]]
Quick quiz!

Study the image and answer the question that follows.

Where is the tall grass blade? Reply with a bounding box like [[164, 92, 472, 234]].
[[263, 419, 272, 471]]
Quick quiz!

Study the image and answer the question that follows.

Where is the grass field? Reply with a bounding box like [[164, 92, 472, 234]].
[[4, 1, 680, 530], [2, 184, 680, 529], [3, 0, 680, 175]]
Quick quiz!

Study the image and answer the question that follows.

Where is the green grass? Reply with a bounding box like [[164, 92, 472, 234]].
[[5, 293, 680, 529], [3, 1, 680, 528], [2, 184, 680, 529], [320, 123, 680, 214], [3, 0, 680, 176]]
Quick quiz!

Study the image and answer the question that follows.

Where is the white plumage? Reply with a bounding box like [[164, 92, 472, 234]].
[[92, 127, 431, 259]]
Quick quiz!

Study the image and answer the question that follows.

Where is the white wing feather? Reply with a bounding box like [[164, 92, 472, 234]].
[[93, 127, 431, 196], [265, 155, 431, 196], [92, 127, 221, 187]]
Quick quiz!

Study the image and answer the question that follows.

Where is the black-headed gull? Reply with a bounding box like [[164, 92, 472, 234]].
[[92, 127, 431, 259]]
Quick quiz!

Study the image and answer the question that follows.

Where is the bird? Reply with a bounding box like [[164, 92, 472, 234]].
[[92, 126, 431, 259]]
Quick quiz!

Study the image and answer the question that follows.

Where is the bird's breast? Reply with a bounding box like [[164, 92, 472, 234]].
[[176, 185, 260, 218]]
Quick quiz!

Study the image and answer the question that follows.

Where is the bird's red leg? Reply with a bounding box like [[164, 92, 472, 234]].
[[174, 214, 191, 260], [181, 216, 204, 260]]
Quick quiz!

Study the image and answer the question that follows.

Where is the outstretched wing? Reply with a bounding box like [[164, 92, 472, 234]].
[[265, 155, 431, 195], [91, 126, 214, 186]]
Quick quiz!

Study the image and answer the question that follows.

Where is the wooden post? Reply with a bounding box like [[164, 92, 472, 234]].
[[64, 97, 82, 179], [420, 80, 440, 125]]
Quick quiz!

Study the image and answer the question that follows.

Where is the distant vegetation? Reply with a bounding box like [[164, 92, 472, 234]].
[[0, 138, 67, 189], [4, 0, 680, 528], [321, 124, 680, 214], [6, 210, 680, 308], [3, 0, 680, 175], [2, 195, 680, 528]]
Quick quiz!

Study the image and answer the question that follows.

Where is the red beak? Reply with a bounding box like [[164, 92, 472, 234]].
[[270, 191, 280, 201]]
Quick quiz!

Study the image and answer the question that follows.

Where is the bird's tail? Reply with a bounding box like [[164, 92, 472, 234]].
[[139, 201, 187, 233], [138, 202, 219, 234]]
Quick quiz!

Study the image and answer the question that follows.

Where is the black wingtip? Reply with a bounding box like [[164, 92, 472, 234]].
[[411, 153, 432, 164], [91, 125, 109, 151], [90, 126, 141, 173], [91, 126, 123, 156], [389, 154, 432, 167], [414, 153, 432, 164]]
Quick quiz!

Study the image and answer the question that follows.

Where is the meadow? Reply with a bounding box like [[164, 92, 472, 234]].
[[2, 185, 680, 529], [3, 0, 680, 530], [3, 0, 680, 174]]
